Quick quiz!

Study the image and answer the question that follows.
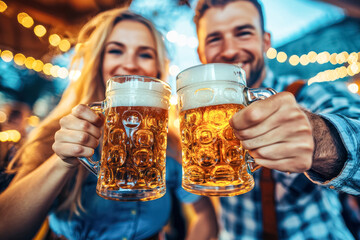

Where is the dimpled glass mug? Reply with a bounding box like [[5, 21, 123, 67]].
[[80, 75, 171, 201], [176, 63, 276, 196]]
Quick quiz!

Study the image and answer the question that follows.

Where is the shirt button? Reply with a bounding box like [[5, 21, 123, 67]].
[[131, 210, 137, 215], [329, 185, 335, 189]]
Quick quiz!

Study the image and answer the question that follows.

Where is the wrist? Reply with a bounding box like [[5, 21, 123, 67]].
[[307, 113, 347, 180]]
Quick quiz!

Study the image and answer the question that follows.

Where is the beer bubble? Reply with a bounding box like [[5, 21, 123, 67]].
[[184, 111, 201, 126], [133, 148, 154, 168], [225, 145, 244, 166], [106, 109, 117, 126], [145, 168, 162, 188], [146, 116, 158, 128], [100, 167, 115, 187], [157, 132, 167, 150], [182, 149, 193, 165], [206, 109, 227, 126], [195, 126, 216, 145], [181, 129, 192, 145], [209, 165, 235, 185], [184, 165, 205, 184], [115, 167, 139, 188], [197, 148, 218, 167], [122, 110, 142, 128], [223, 125, 236, 140], [109, 128, 126, 145], [107, 146, 126, 166], [133, 129, 154, 148]]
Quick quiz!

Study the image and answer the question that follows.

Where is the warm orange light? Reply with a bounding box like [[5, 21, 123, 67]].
[[24, 57, 35, 69], [43, 63, 53, 75], [32, 60, 44, 72], [27, 116, 40, 127], [22, 16, 34, 28], [34, 25, 47, 37], [266, 48, 277, 59], [1, 50, 13, 62], [17, 12, 29, 23], [14, 53, 26, 66], [59, 39, 71, 52], [49, 34, 61, 47], [0, 1, 7, 12], [289, 55, 300, 66], [276, 52, 287, 63]]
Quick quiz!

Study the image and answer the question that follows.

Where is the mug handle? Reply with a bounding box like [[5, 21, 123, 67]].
[[242, 87, 277, 174], [78, 101, 104, 176]]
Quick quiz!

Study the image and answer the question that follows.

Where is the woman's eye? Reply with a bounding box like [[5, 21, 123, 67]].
[[139, 53, 154, 59], [108, 49, 123, 54]]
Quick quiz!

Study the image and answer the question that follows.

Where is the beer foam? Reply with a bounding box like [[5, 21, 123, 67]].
[[179, 81, 246, 111], [106, 78, 171, 109], [176, 63, 246, 91], [176, 64, 246, 111]]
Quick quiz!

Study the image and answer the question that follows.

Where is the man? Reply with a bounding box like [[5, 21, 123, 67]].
[[194, 0, 360, 239]]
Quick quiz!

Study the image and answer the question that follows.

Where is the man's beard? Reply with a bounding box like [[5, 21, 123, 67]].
[[247, 59, 265, 87]]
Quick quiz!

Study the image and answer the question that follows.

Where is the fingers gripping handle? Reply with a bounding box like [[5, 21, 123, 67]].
[[78, 101, 104, 176], [244, 87, 277, 105], [242, 87, 277, 174]]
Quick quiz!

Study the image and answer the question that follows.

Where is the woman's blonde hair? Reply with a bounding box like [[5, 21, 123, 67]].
[[9, 7, 169, 215]]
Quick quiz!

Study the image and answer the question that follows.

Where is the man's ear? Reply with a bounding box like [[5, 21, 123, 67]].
[[263, 32, 272, 53], [197, 47, 207, 64]]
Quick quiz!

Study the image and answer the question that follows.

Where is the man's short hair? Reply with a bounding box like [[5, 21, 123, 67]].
[[194, 0, 265, 32]]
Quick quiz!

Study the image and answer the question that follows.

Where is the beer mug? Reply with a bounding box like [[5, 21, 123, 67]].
[[80, 75, 171, 201], [176, 63, 276, 196]]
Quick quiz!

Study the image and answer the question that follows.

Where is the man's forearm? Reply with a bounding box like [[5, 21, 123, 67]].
[[305, 111, 347, 180]]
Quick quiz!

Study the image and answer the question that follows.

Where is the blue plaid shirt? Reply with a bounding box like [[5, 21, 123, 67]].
[[219, 69, 360, 240]]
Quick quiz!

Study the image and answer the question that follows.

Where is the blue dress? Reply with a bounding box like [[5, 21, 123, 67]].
[[49, 157, 199, 240]]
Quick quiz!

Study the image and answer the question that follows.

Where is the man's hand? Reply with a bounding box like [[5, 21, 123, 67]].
[[230, 92, 314, 173]]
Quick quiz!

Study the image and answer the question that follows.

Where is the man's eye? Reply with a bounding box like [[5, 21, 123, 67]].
[[108, 49, 123, 54], [236, 31, 251, 37], [207, 37, 221, 44]]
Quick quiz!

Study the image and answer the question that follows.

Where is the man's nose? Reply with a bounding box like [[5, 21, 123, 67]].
[[220, 38, 239, 62]]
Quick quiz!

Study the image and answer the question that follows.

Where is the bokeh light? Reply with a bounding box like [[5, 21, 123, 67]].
[[34, 25, 47, 37]]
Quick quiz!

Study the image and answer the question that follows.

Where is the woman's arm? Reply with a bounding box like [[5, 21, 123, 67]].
[[0, 155, 76, 240], [0, 104, 104, 240], [186, 196, 219, 240]]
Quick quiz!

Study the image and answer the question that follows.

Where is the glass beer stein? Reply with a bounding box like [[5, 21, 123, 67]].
[[176, 63, 276, 196], [80, 75, 171, 201]]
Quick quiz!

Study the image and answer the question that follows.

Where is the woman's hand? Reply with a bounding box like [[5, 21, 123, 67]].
[[52, 104, 105, 168]]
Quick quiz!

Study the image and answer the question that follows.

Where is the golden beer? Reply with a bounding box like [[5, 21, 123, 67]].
[[97, 106, 168, 201], [81, 75, 171, 201], [176, 63, 276, 196], [180, 103, 255, 196]]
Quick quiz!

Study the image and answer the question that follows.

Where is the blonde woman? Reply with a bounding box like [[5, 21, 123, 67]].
[[0, 8, 218, 240]]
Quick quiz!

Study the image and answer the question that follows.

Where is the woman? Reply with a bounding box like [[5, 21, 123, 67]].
[[0, 8, 218, 240]]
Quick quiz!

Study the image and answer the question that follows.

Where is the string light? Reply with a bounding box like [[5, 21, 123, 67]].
[[0, 2, 72, 53], [0, 130, 21, 143], [34, 25, 47, 37], [0, 48, 68, 79], [1, 50, 13, 62], [266, 48, 360, 68], [0, 0, 7, 12], [27, 115, 40, 127], [348, 83, 359, 94]]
